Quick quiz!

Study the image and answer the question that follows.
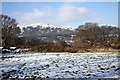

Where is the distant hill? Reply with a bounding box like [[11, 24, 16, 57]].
[[20, 24, 76, 43]]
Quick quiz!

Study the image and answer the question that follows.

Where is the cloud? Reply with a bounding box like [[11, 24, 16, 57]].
[[13, 7, 53, 26], [57, 4, 101, 24], [58, 5, 88, 22], [13, 4, 101, 27], [14, 8, 45, 25]]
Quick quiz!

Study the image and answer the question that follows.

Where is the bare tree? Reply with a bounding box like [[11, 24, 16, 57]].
[[0, 14, 21, 47]]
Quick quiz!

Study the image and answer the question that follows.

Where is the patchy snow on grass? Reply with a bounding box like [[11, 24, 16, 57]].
[[0, 52, 119, 79]]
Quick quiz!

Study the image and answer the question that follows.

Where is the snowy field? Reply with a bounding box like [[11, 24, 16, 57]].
[[0, 52, 119, 79]]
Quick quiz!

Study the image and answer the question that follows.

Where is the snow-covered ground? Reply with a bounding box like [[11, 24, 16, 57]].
[[0, 52, 119, 79]]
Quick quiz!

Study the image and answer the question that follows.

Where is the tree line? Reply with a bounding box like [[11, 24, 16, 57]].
[[0, 14, 120, 52], [72, 23, 120, 51]]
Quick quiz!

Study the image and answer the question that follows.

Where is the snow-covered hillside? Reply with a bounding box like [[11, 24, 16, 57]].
[[19, 23, 77, 30]]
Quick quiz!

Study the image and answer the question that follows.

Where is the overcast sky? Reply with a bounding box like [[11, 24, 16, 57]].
[[2, 2, 118, 27]]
